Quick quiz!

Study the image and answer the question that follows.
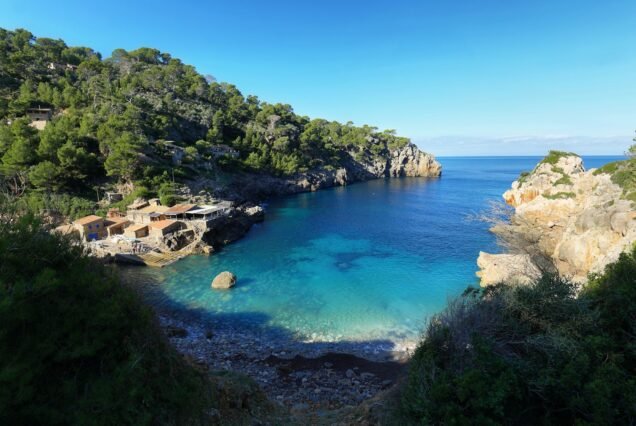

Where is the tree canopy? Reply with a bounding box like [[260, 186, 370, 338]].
[[0, 26, 412, 206]]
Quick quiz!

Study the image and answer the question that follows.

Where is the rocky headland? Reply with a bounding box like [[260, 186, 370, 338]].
[[222, 143, 441, 201], [478, 151, 636, 285]]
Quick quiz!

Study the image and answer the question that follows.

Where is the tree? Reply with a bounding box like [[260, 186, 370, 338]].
[[104, 132, 141, 182], [1, 119, 39, 174], [28, 160, 60, 190], [56, 141, 95, 183]]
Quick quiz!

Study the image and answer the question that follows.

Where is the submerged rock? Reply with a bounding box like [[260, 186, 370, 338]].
[[211, 271, 237, 289]]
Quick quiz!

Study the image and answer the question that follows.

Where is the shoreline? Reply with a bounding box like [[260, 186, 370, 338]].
[[152, 303, 412, 411], [116, 174, 446, 411]]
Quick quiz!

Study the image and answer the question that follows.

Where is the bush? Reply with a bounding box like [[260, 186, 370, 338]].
[[158, 182, 178, 207], [0, 213, 212, 425], [15, 191, 96, 220], [400, 248, 636, 425]]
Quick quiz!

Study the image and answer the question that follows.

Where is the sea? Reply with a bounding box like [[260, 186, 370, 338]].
[[125, 156, 622, 348]]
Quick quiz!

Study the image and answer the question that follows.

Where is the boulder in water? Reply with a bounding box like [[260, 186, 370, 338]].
[[211, 271, 237, 289]]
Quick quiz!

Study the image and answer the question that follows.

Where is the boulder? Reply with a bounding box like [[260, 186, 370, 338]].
[[211, 271, 237, 289], [476, 252, 542, 286]]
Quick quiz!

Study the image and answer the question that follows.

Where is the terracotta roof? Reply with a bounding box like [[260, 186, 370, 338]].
[[105, 218, 129, 227], [127, 200, 149, 210], [74, 215, 103, 226], [149, 219, 179, 230], [136, 205, 159, 214], [137, 205, 169, 214], [164, 204, 196, 215], [125, 224, 148, 232]]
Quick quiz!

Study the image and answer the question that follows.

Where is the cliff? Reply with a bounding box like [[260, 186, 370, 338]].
[[223, 142, 441, 200], [477, 151, 636, 285]]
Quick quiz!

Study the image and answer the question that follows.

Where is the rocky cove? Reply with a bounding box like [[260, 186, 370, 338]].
[[122, 153, 633, 422]]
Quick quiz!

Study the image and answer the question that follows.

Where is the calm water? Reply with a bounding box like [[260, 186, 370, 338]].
[[129, 156, 621, 345]]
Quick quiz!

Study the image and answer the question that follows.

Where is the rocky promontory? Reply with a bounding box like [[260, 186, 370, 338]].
[[227, 143, 441, 200], [478, 151, 636, 285]]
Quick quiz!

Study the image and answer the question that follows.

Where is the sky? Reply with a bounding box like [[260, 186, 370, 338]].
[[1, 0, 635, 155]]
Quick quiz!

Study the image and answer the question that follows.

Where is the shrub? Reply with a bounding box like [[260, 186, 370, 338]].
[[400, 248, 636, 425], [0, 213, 212, 425], [543, 191, 575, 200], [593, 159, 636, 202], [539, 150, 578, 166], [554, 174, 573, 186]]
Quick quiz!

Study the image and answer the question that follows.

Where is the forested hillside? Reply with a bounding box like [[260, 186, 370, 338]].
[[0, 28, 412, 213]]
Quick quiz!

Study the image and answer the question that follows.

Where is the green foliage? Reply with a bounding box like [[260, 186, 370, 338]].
[[400, 248, 636, 425], [0, 26, 415, 191], [593, 158, 636, 202], [539, 150, 579, 166], [0, 212, 211, 425], [28, 160, 60, 190], [14, 191, 96, 220], [158, 181, 178, 206], [0, 118, 39, 174], [554, 174, 573, 186], [517, 171, 530, 185], [543, 191, 575, 200]]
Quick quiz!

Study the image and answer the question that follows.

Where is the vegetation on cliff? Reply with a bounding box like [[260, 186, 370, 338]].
[[593, 157, 636, 202], [399, 247, 636, 425], [0, 28, 415, 218]]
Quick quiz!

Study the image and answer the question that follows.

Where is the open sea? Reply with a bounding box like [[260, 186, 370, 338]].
[[126, 156, 621, 347]]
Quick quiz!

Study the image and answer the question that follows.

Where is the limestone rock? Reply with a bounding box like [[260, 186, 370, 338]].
[[480, 152, 636, 285], [388, 144, 442, 177], [211, 271, 237, 289], [476, 252, 542, 286]]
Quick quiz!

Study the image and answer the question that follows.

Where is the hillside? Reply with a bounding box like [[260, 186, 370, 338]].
[[0, 28, 440, 219]]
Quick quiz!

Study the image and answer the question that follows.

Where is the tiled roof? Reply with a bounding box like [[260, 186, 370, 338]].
[[149, 220, 179, 230], [74, 215, 103, 226], [164, 204, 196, 215], [125, 224, 148, 232]]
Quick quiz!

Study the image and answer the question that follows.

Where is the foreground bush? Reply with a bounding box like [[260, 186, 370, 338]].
[[0, 214, 212, 425], [400, 248, 636, 425]]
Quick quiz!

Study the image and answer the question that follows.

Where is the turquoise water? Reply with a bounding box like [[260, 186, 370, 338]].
[[131, 156, 621, 345]]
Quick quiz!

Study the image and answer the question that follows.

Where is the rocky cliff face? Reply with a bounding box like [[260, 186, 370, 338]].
[[355, 143, 443, 178], [227, 143, 441, 200], [478, 152, 636, 285]]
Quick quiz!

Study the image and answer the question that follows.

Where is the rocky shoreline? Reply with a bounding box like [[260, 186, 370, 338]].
[[477, 152, 635, 285], [226, 144, 441, 202], [153, 307, 410, 414], [117, 144, 440, 414]]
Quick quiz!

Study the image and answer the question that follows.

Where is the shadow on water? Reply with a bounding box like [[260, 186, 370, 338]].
[[125, 267, 407, 377]]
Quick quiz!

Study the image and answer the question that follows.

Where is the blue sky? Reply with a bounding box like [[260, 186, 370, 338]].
[[2, 0, 635, 155]]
